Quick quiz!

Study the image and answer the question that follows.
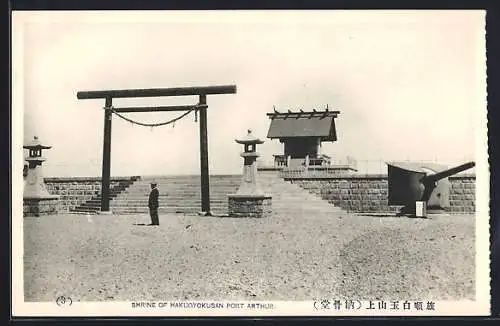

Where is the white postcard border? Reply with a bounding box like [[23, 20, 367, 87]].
[[11, 10, 491, 317]]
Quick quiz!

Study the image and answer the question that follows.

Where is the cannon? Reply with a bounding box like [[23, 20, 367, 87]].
[[387, 161, 475, 216]]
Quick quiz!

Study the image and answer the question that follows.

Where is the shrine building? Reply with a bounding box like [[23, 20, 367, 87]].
[[266, 108, 340, 169]]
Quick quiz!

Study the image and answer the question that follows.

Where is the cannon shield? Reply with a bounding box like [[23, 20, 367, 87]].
[[387, 161, 475, 215], [387, 162, 449, 206], [387, 162, 426, 206]]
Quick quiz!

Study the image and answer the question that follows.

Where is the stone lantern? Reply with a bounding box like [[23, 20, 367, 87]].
[[23, 136, 59, 217], [227, 129, 272, 218]]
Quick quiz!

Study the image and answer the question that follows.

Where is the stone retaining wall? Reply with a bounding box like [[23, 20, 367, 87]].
[[449, 175, 476, 213], [42, 177, 139, 212], [288, 174, 475, 214]]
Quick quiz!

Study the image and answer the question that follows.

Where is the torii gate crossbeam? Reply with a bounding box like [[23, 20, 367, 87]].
[[77, 85, 237, 216]]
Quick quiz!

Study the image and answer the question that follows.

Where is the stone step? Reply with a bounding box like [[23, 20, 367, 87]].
[[113, 195, 325, 202], [71, 209, 228, 215], [119, 191, 232, 195], [111, 211, 228, 215], [111, 200, 229, 205], [110, 208, 226, 214], [120, 191, 238, 196], [122, 190, 239, 195], [113, 197, 232, 202], [116, 192, 233, 197], [128, 185, 240, 190], [73, 205, 340, 214], [79, 202, 102, 208], [111, 199, 228, 205], [67, 211, 100, 215], [110, 204, 229, 209], [111, 205, 229, 209], [75, 206, 340, 214], [111, 204, 226, 209], [112, 198, 323, 204], [139, 176, 241, 180], [121, 186, 238, 194], [70, 207, 100, 213], [121, 194, 274, 199], [109, 203, 337, 211], [109, 205, 330, 212], [110, 207, 228, 215], [133, 177, 240, 181], [129, 180, 240, 185]]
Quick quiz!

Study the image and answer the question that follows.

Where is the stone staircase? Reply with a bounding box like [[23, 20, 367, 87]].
[[69, 178, 139, 214], [109, 175, 241, 215], [257, 171, 342, 215], [108, 171, 341, 216]]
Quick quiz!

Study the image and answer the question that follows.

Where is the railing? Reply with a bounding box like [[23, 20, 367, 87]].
[[271, 154, 342, 168], [278, 165, 358, 179]]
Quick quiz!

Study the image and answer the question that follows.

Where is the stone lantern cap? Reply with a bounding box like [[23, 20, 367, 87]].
[[235, 129, 264, 145], [23, 136, 52, 149]]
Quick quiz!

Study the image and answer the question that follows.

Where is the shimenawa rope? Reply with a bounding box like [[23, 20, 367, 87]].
[[107, 106, 195, 128]]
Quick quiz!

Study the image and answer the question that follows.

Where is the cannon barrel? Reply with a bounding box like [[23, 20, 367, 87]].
[[422, 161, 475, 184]]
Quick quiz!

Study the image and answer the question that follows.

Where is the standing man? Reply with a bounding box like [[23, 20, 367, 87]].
[[148, 181, 159, 226]]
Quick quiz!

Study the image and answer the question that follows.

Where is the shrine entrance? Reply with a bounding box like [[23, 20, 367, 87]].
[[77, 85, 237, 215]]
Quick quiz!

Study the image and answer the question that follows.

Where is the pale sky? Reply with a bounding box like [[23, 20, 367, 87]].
[[13, 10, 486, 177]]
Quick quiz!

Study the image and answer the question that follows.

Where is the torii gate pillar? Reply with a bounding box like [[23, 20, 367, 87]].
[[198, 94, 210, 214], [101, 97, 112, 213]]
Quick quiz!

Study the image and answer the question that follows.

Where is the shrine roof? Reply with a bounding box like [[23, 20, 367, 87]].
[[266, 110, 339, 141]]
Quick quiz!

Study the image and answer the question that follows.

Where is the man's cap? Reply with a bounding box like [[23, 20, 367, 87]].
[[151, 181, 157, 185]]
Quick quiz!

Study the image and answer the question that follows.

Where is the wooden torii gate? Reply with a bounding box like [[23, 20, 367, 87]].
[[77, 85, 237, 215]]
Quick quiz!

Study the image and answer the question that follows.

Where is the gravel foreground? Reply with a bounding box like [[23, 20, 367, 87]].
[[23, 212, 475, 302]]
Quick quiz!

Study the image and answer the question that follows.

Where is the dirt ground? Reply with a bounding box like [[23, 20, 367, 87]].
[[23, 211, 475, 302]]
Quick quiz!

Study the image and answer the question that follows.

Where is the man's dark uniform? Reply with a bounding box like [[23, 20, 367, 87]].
[[148, 182, 159, 225]]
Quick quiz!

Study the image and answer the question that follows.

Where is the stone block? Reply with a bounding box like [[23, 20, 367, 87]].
[[377, 182, 389, 190], [23, 197, 59, 217], [339, 181, 349, 189], [228, 196, 272, 218]]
